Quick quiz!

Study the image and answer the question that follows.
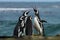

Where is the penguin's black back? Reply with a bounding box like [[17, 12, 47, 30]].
[[25, 16, 32, 35]]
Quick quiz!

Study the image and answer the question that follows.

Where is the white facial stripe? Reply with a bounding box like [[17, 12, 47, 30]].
[[20, 17, 22, 20], [20, 16, 23, 20], [24, 11, 28, 16], [25, 13, 27, 16]]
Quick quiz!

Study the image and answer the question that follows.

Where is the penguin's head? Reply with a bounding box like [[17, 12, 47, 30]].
[[33, 8, 39, 15], [23, 11, 30, 17], [33, 8, 40, 20], [19, 16, 24, 21]]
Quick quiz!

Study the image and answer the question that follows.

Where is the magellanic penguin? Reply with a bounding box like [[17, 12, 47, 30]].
[[13, 11, 30, 37], [25, 16, 32, 35], [33, 8, 47, 36]]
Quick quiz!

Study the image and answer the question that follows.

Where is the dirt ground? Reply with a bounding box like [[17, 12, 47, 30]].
[[0, 35, 60, 40]]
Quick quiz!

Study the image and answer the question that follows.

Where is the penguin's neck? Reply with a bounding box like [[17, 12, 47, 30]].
[[35, 15, 39, 19]]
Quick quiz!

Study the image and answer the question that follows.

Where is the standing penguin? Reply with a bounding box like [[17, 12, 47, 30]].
[[13, 16, 24, 37], [33, 8, 47, 36], [13, 11, 30, 37], [25, 16, 32, 35]]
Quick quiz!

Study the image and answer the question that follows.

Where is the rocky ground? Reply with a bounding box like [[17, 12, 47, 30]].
[[0, 35, 60, 40]]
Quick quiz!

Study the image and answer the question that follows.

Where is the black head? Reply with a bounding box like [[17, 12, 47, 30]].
[[33, 8, 41, 20], [33, 8, 39, 15], [23, 11, 30, 17], [33, 8, 37, 12]]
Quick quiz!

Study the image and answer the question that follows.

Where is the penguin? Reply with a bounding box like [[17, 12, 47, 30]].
[[33, 8, 47, 36], [13, 11, 30, 37], [13, 16, 25, 37], [25, 16, 32, 35], [21, 11, 30, 36]]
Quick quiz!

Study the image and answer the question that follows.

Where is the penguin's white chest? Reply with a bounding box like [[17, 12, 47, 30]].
[[34, 17, 42, 33]]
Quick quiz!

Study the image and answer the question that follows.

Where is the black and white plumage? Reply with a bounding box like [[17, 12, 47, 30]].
[[33, 8, 47, 36], [25, 16, 32, 35], [13, 11, 30, 37]]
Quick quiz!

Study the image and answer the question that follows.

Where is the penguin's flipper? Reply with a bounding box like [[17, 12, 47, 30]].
[[40, 20, 47, 23]]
